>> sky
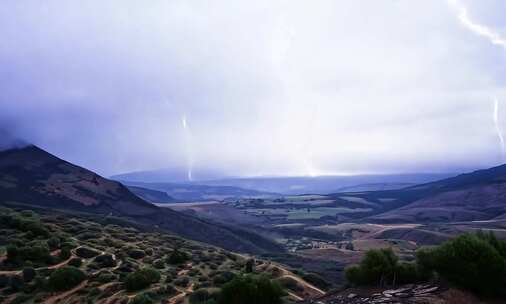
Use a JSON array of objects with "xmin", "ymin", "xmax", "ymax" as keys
[{"xmin": 1, "ymin": 0, "xmax": 506, "ymax": 178}]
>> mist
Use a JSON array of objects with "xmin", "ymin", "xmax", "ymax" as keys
[{"xmin": 1, "ymin": 0, "xmax": 506, "ymax": 176}]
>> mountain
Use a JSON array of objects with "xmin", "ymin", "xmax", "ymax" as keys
[
  {"xmin": 368, "ymin": 164, "xmax": 506, "ymax": 222},
  {"xmin": 127, "ymin": 185, "xmax": 176, "ymax": 204},
  {"xmin": 0, "ymin": 146, "xmax": 283, "ymax": 254},
  {"xmin": 120, "ymin": 181, "xmax": 280, "ymax": 202},
  {"xmin": 194, "ymin": 174, "xmax": 457, "ymax": 195},
  {"xmin": 111, "ymin": 167, "xmax": 226, "ymax": 183}
]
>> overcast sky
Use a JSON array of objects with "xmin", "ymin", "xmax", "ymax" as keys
[{"xmin": 1, "ymin": 0, "xmax": 506, "ymax": 177}]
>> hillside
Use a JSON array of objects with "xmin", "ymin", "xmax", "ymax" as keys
[
  {"xmin": 0, "ymin": 146, "xmax": 283, "ymax": 254},
  {"xmin": 128, "ymin": 186, "xmax": 176, "ymax": 204},
  {"xmin": 0, "ymin": 207, "xmax": 319, "ymax": 303},
  {"xmin": 367, "ymin": 164, "xmax": 506, "ymax": 222}
]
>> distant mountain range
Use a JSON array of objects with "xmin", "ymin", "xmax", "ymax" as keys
[
  {"xmin": 0, "ymin": 146, "xmax": 283, "ymax": 254},
  {"xmin": 113, "ymin": 170, "xmax": 458, "ymax": 195},
  {"xmin": 119, "ymin": 181, "xmax": 280, "ymax": 202}
]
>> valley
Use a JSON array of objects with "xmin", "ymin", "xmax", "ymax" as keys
[{"xmin": 2, "ymin": 146, "xmax": 506, "ymax": 303}]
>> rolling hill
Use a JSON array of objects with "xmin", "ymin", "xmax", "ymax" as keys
[
  {"xmin": 367, "ymin": 164, "xmax": 506, "ymax": 222},
  {"xmin": 119, "ymin": 181, "xmax": 280, "ymax": 202},
  {"xmin": 0, "ymin": 145, "xmax": 283, "ymax": 254}
]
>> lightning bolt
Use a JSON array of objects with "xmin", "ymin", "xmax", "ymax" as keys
[
  {"xmin": 494, "ymin": 98, "xmax": 505, "ymax": 162},
  {"xmin": 181, "ymin": 114, "xmax": 193, "ymax": 181},
  {"xmin": 448, "ymin": 0, "xmax": 506, "ymax": 49}
]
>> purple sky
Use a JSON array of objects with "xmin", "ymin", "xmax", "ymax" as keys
[{"xmin": 1, "ymin": 0, "xmax": 506, "ymax": 177}]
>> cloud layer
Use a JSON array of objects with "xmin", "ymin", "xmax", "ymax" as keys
[{"xmin": 1, "ymin": 0, "xmax": 506, "ymax": 176}]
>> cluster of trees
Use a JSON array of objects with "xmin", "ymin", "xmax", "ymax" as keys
[
  {"xmin": 125, "ymin": 268, "xmax": 161, "ymax": 291},
  {"xmin": 217, "ymin": 275, "xmax": 285, "ymax": 304},
  {"xmin": 346, "ymin": 232, "xmax": 506, "ymax": 297}
]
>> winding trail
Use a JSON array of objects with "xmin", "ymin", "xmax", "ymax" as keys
[{"xmin": 42, "ymin": 280, "xmax": 88, "ymax": 304}]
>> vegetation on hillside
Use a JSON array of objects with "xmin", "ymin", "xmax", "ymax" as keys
[
  {"xmin": 0, "ymin": 207, "xmax": 295, "ymax": 303},
  {"xmin": 345, "ymin": 231, "xmax": 506, "ymax": 297}
]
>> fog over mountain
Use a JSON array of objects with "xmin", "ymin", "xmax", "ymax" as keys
[{"xmin": 1, "ymin": 1, "xmax": 506, "ymax": 177}]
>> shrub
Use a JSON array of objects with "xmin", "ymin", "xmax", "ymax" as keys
[
  {"xmin": 167, "ymin": 249, "xmax": 189, "ymax": 265},
  {"xmin": 94, "ymin": 254, "xmax": 116, "ymax": 268},
  {"xmin": 59, "ymin": 247, "xmax": 71, "ymax": 260},
  {"xmin": 212, "ymin": 271, "xmax": 235, "ymax": 286},
  {"xmin": 49, "ymin": 266, "xmax": 86, "ymax": 291},
  {"xmin": 75, "ymin": 247, "xmax": 100, "ymax": 259},
  {"xmin": 245, "ymin": 259, "xmax": 254, "ymax": 273},
  {"xmin": 22, "ymin": 267, "xmax": 36, "ymax": 282},
  {"xmin": 128, "ymin": 249, "xmax": 146, "ymax": 259},
  {"xmin": 47, "ymin": 237, "xmax": 61, "ymax": 250},
  {"xmin": 190, "ymin": 288, "xmax": 220, "ymax": 304},
  {"xmin": 153, "ymin": 259, "xmax": 165, "ymax": 269},
  {"xmin": 218, "ymin": 275, "xmax": 284, "ymax": 304},
  {"xmin": 346, "ymin": 248, "xmax": 421, "ymax": 287},
  {"xmin": 130, "ymin": 293, "xmax": 154, "ymax": 304},
  {"xmin": 125, "ymin": 268, "xmax": 161, "ymax": 291},
  {"xmin": 418, "ymin": 233, "xmax": 506, "ymax": 296},
  {"xmin": 68, "ymin": 258, "xmax": 83, "ymax": 267},
  {"xmin": 175, "ymin": 276, "xmax": 190, "ymax": 287}
]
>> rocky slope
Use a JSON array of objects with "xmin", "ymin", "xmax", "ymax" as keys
[{"xmin": 0, "ymin": 146, "xmax": 283, "ymax": 254}]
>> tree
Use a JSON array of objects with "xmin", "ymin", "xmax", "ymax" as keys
[
  {"xmin": 218, "ymin": 275, "xmax": 284, "ymax": 304},
  {"xmin": 125, "ymin": 268, "xmax": 161, "ymax": 291},
  {"xmin": 419, "ymin": 233, "xmax": 506, "ymax": 296},
  {"xmin": 49, "ymin": 266, "xmax": 86, "ymax": 291}
]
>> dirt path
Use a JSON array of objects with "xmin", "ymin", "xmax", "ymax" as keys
[
  {"xmin": 42, "ymin": 280, "xmax": 88, "ymax": 304},
  {"xmin": 167, "ymin": 283, "xmax": 195, "ymax": 304},
  {"xmin": 280, "ymin": 274, "xmax": 326, "ymax": 296},
  {"xmin": 287, "ymin": 291, "xmax": 304, "ymax": 301}
]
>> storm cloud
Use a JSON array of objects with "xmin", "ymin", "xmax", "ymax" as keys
[{"xmin": 1, "ymin": 0, "xmax": 506, "ymax": 176}]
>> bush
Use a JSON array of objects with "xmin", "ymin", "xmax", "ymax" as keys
[
  {"xmin": 418, "ymin": 233, "xmax": 506, "ymax": 296},
  {"xmin": 68, "ymin": 258, "xmax": 83, "ymax": 267},
  {"xmin": 346, "ymin": 248, "xmax": 421, "ymax": 287},
  {"xmin": 22, "ymin": 267, "xmax": 36, "ymax": 282},
  {"xmin": 125, "ymin": 268, "xmax": 161, "ymax": 291},
  {"xmin": 153, "ymin": 259, "xmax": 165, "ymax": 269},
  {"xmin": 59, "ymin": 247, "xmax": 71, "ymax": 260},
  {"xmin": 130, "ymin": 293, "xmax": 154, "ymax": 304},
  {"xmin": 190, "ymin": 288, "xmax": 220, "ymax": 304},
  {"xmin": 75, "ymin": 247, "xmax": 100, "ymax": 259},
  {"xmin": 47, "ymin": 237, "xmax": 61, "ymax": 250},
  {"xmin": 49, "ymin": 267, "xmax": 86, "ymax": 291},
  {"xmin": 218, "ymin": 275, "xmax": 284, "ymax": 304},
  {"xmin": 94, "ymin": 254, "xmax": 116, "ymax": 268},
  {"xmin": 245, "ymin": 259, "xmax": 254, "ymax": 273},
  {"xmin": 128, "ymin": 249, "xmax": 146, "ymax": 259},
  {"xmin": 167, "ymin": 249, "xmax": 189, "ymax": 265}
]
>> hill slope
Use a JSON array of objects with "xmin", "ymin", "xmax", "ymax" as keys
[
  {"xmin": 369, "ymin": 164, "xmax": 506, "ymax": 222},
  {"xmin": 0, "ymin": 146, "xmax": 283, "ymax": 254}
]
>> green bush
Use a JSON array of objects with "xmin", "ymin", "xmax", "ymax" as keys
[
  {"xmin": 190, "ymin": 288, "xmax": 220, "ymax": 304},
  {"xmin": 48, "ymin": 266, "xmax": 86, "ymax": 291},
  {"xmin": 68, "ymin": 258, "xmax": 83, "ymax": 267},
  {"xmin": 218, "ymin": 275, "xmax": 284, "ymax": 304},
  {"xmin": 130, "ymin": 293, "xmax": 154, "ymax": 304},
  {"xmin": 418, "ymin": 233, "xmax": 506, "ymax": 296},
  {"xmin": 167, "ymin": 249, "xmax": 189, "ymax": 265},
  {"xmin": 128, "ymin": 249, "xmax": 146, "ymax": 259},
  {"xmin": 47, "ymin": 237, "xmax": 61, "ymax": 250},
  {"xmin": 125, "ymin": 268, "xmax": 161, "ymax": 291},
  {"xmin": 345, "ymin": 248, "xmax": 421, "ymax": 287}
]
